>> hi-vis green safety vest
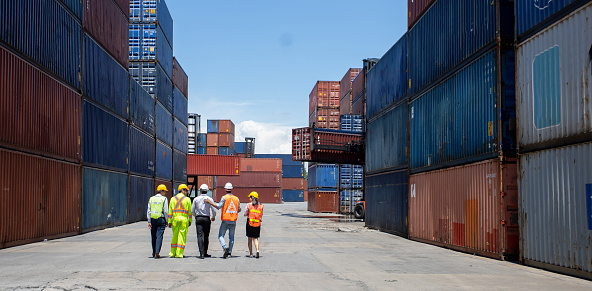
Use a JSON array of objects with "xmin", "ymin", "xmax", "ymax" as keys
[{"xmin": 149, "ymin": 195, "xmax": 166, "ymax": 219}]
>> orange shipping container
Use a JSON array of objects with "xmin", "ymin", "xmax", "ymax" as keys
[
  {"xmin": 187, "ymin": 154, "xmax": 240, "ymax": 176},
  {"xmin": 307, "ymin": 190, "xmax": 338, "ymax": 213},
  {"xmin": 206, "ymin": 133, "xmax": 218, "ymax": 147},
  {"xmin": 197, "ymin": 176, "xmax": 215, "ymax": 189},
  {"xmin": 304, "ymin": 190, "xmax": 308, "ymax": 201},
  {"xmin": 218, "ymin": 120, "xmax": 235, "ymax": 135},
  {"xmin": 240, "ymin": 158, "xmax": 282, "ymax": 172},
  {"xmin": 214, "ymin": 187, "xmax": 282, "ymax": 204},
  {"xmin": 206, "ymin": 147, "xmax": 218, "ymax": 155},
  {"xmin": 282, "ymin": 178, "xmax": 305, "ymax": 190},
  {"xmin": 218, "ymin": 132, "xmax": 235, "ymax": 148},
  {"xmin": 309, "ymin": 81, "xmax": 340, "ymax": 117},
  {"xmin": 408, "ymin": 158, "xmax": 519, "ymax": 260}
]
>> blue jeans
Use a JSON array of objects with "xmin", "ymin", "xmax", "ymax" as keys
[
  {"xmin": 150, "ymin": 217, "xmax": 167, "ymax": 255},
  {"xmin": 218, "ymin": 221, "xmax": 236, "ymax": 253}
]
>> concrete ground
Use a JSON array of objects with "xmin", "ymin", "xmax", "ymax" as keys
[{"xmin": 0, "ymin": 202, "xmax": 590, "ymax": 291}]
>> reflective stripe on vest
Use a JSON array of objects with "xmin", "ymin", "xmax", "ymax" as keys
[
  {"xmin": 149, "ymin": 196, "xmax": 166, "ymax": 219},
  {"xmin": 221, "ymin": 194, "xmax": 239, "ymax": 221},
  {"xmin": 248, "ymin": 204, "xmax": 263, "ymax": 227},
  {"xmin": 171, "ymin": 194, "xmax": 189, "ymax": 217}
]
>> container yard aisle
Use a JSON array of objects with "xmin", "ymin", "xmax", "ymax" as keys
[{"xmin": 0, "ymin": 204, "xmax": 589, "ymax": 290}]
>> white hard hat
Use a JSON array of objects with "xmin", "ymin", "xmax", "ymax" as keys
[
  {"xmin": 199, "ymin": 184, "xmax": 209, "ymax": 191},
  {"xmin": 224, "ymin": 182, "xmax": 233, "ymax": 190}
]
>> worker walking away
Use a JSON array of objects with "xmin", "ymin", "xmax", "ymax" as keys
[
  {"xmin": 148, "ymin": 184, "xmax": 169, "ymax": 258},
  {"xmin": 191, "ymin": 184, "xmax": 217, "ymax": 259},
  {"xmin": 206, "ymin": 182, "xmax": 240, "ymax": 258},
  {"xmin": 168, "ymin": 184, "xmax": 192, "ymax": 258},
  {"xmin": 244, "ymin": 191, "xmax": 263, "ymax": 258}
]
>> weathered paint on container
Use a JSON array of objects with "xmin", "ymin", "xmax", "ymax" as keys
[
  {"xmin": 207, "ymin": 120, "xmax": 219, "ymax": 133},
  {"xmin": 82, "ymin": 167, "xmax": 128, "ymax": 231},
  {"xmin": 172, "ymin": 57, "xmax": 188, "ymax": 97},
  {"xmin": 255, "ymin": 154, "xmax": 304, "ymax": 167},
  {"xmin": 129, "ymin": 175, "xmax": 154, "ymax": 223},
  {"xmin": 516, "ymin": 3, "xmax": 592, "ymax": 152},
  {"xmin": 58, "ymin": 0, "xmax": 83, "ymax": 20},
  {"xmin": 197, "ymin": 133, "xmax": 207, "ymax": 147},
  {"xmin": 307, "ymin": 190, "xmax": 339, "ymax": 213},
  {"xmin": 366, "ymin": 102, "xmax": 408, "ymax": 173},
  {"xmin": 282, "ymin": 178, "xmax": 306, "ymax": 190},
  {"xmin": 351, "ymin": 92, "xmax": 365, "ymax": 116},
  {"xmin": 351, "ymin": 68, "xmax": 365, "ymax": 102},
  {"xmin": 218, "ymin": 120, "xmax": 235, "ymax": 134},
  {"xmin": 240, "ymin": 158, "xmax": 282, "ymax": 172},
  {"xmin": 83, "ymin": 0, "xmax": 129, "ymax": 68},
  {"xmin": 206, "ymin": 133, "xmax": 218, "ymax": 147},
  {"xmin": 366, "ymin": 34, "xmax": 408, "ymax": 119},
  {"xmin": 409, "ymin": 158, "xmax": 519, "ymax": 260},
  {"xmin": 173, "ymin": 149, "xmax": 187, "ymax": 182},
  {"xmin": 173, "ymin": 118, "xmax": 188, "ymax": 153},
  {"xmin": 409, "ymin": 48, "xmax": 516, "ymax": 173},
  {"xmin": 129, "ymin": 78, "xmax": 155, "ymax": 135},
  {"xmin": 408, "ymin": 0, "xmax": 436, "ymax": 29},
  {"xmin": 206, "ymin": 147, "xmax": 218, "ymax": 155},
  {"xmin": 339, "ymin": 164, "xmax": 363, "ymax": 189},
  {"xmin": 283, "ymin": 190, "xmax": 305, "ymax": 202},
  {"xmin": 154, "ymin": 178, "xmax": 173, "ymax": 200},
  {"xmin": 309, "ymin": 81, "xmax": 341, "ymax": 117},
  {"xmin": 0, "ymin": 149, "xmax": 80, "ymax": 249},
  {"xmin": 82, "ymin": 100, "xmax": 129, "ymax": 171},
  {"xmin": 519, "ymin": 142, "xmax": 592, "ymax": 278},
  {"xmin": 282, "ymin": 166, "xmax": 304, "ymax": 178},
  {"xmin": 128, "ymin": 61, "xmax": 173, "ymax": 112},
  {"xmin": 292, "ymin": 127, "xmax": 364, "ymax": 164},
  {"xmin": 187, "ymin": 154, "xmax": 240, "ymax": 176},
  {"xmin": 310, "ymin": 107, "xmax": 340, "ymax": 129},
  {"xmin": 173, "ymin": 86, "xmax": 188, "ymax": 125},
  {"xmin": 308, "ymin": 164, "xmax": 338, "ymax": 189},
  {"xmin": 0, "ymin": 0, "xmax": 82, "ymax": 89},
  {"xmin": 515, "ymin": 0, "xmax": 585, "ymax": 39},
  {"xmin": 128, "ymin": 23, "xmax": 173, "ymax": 79},
  {"xmin": 112, "ymin": 0, "xmax": 130, "ymax": 18},
  {"xmin": 366, "ymin": 170, "xmax": 408, "ymax": 236},
  {"xmin": 156, "ymin": 102, "xmax": 173, "ymax": 146},
  {"xmin": 215, "ymin": 188, "xmax": 282, "ymax": 204},
  {"xmin": 339, "ymin": 68, "xmax": 362, "ymax": 115},
  {"xmin": 129, "ymin": 125, "xmax": 155, "ymax": 176},
  {"xmin": 217, "ymin": 172, "xmax": 281, "ymax": 188},
  {"xmin": 155, "ymin": 141, "xmax": 172, "ymax": 180},
  {"xmin": 83, "ymin": 34, "xmax": 130, "ymax": 119},
  {"xmin": 339, "ymin": 92, "xmax": 352, "ymax": 115},
  {"xmin": 0, "ymin": 45, "xmax": 81, "ymax": 161}
]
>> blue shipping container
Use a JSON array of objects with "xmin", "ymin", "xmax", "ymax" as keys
[
  {"xmin": 0, "ymin": 0, "xmax": 82, "ymax": 89},
  {"xmin": 218, "ymin": 147, "xmax": 234, "ymax": 155},
  {"xmin": 129, "ymin": 78, "xmax": 155, "ymax": 135},
  {"xmin": 130, "ymin": 126, "xmax": 156, "ymax": 176},
  {"xmin": 128, "ymin": 23, "xmax": 173, "ymax": 79},
  {"xmin": 173, "ymin": 149, "xmax": 187, "ymax": 182},
  {"xmin": 365, "ymin": 170, "xmax": 408, "ymax": 236},
  {"xmin": 255, "ymin": 154, "xmax": 304, "ymax": 167},
  {"xmin": 366, "ymin": 102, "xmax": 408, "ymax": 173},
  {"xmin": 340, "ymin": 189, "xmax": 363, "ymax": 213},
  {"xmin": 196, "ymin": 146, "xmax": 206, "ymax": 155},
  {"xmin": 129, "ymin": 0, "xmax": 174, "ymax": 48},
  {"xmin": 173, "ymin": 118, "xmax": 188, "ymax": 153},
  {"xmin": 515, "ymin": 0, "xmax": 582, "ymax": 39},
  {"xmin": 340, "ymin": 164, "xmax": 363, "ymax": 189},
  {"xmin": 83, "ymin": 100, "xmax": 129, "ymax": 171},
  {"xmin": 308, "ymin": 164, "xmax": 338, "ymax": 189},
  {"xmin": 366, "ymin": 34, "xmax": 408, "ymax": 118},
  {"xmin": 197, "ymin": 133, "xmax": 207, "ymax": 147},
  {"xmin": 156, "ymin": 141, "xmax": 173, "ymax": 180},
  {"xmin": 173, "ymin": 86, "xmax": 188, "ymax": 125},
  {"xmin": 207, "ymin": 120, "xmax": 219, "ymax": 133},
  {"xmin": 129, "ymin": 61, "xmax": 173, "ymax": 112},
  {"xmin": 129, "ymin": 175, "xmax": 155, "ymax": 222},
  {"xmin": 339, "ymin": 115, "xmax": 364, "ymax": 133},
  {"xmin": 82, "ymin": 167, "xmax": 128, "ymax": 230},
  {"xmin": 282, "ymin": 165, "xmax": 304, "ymax": 178},
  {"xmin": 283, "ymin": 190, "xmax": 305, "ymax": 202},
  {"xmin": 156, "ymin": 102, "xmax": 173, "ymax": 146},
  {"xmin": 58, "ymin": 0, "xmax": 83, "ymax": 20},
  {"xmin": 409, "ymin": 49, "xmax": 516, "ymax": 172},
  {"xmin": 235, "ymin": 142, "xmax": 246, "ymax": 154}
]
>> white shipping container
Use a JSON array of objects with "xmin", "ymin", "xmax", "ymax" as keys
[{"xmin": 516, "ymin": 3, "xmax": 592, "ymax": 149}]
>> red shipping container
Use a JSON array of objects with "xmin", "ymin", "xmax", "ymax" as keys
[
  {"xmin": 173, "ymin": 57, "xmax": 189, "ymax": 97},
  {"xmin": 206, "ymin": 147, "xmax": 218, "ymax": 155},
  {"xmin": 218, "ymin": 132, "xmax": 235, "ymax": 147},
  {"xmin": 309, "ymin": 81, "xmax": 340, "ymax": 117},
  {"xmin": 240, "ymin": 158, "xmax": 282, "ymax": 172},
  {"xmin": 340, "ymin": 92, "xmax": 352, "ymax": 115},
  {"xmin": 340, "ymin": 68, "xmax": 362, "ymax": 100},
  {"xmin": 0, "ymin": 46, "xmax": 81, "ymax": 162},
  {"xmin": 83, "ymin": 0, "xmax": 129, "ymax": 68},
  {"xmin": 112, "ymin": 0, "xmax": 130, "ymax": 18},
  {"xmin": 351, "ymin": 69, "xmax": 365, "ymax": 100},
  {"xmin": 409, "ymin": 158, "xmax": 519, "ymax": 260},
  {"xmin": 310, "ymin": 108, "xmax": 340, "ymax": 129},
  {"xmin": 0, "ymin": 149, "xmax": 81, "ymax": 249},
  {"xmin": 197, "ymin": 176, "xmax": 215, "ymax": 189},
  {"xmin": 408, "ymin": 0, "xmax": 436, "ymax": 29},
  {"xmin": 282, "ymin": 178, "xmax": 305, "ymax": 190},
  {"xmin": 304, "ymin": 190, "xmax": 308, "ymax": 201},
  {"xmin": 351, "ymin": 92, "xmax": 365, "ymax": 116},
  {"xmin": 218, "ymin": 120, "xmax": 235, "ymax": 135},
  {"xmin": 155, "ymin": 179, "xmax": 173, "ymax": 199},
  {"xmin": 307, "ymin": 190, "xmax": 338, "ymax": 213},
  {"xmin": 187, "ymin": 154, "xmax": 240, "ymax": 176},
  {"xmin": 217, "ymin": 172, "xmax": 281, "ymax": 188},
  {"xmin": 215, "ymin": 187, "xmax": 282, "ymax": 204},
  {"xmin": 206, "ymin": 133, "xmax": 218, "ymax": 147},
  {"xmin": 292, "ymin": 127, "xmax": 364, "ymax": 164}
]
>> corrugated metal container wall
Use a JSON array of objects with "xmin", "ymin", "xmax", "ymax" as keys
[
  {"xmin": 156, "ymin": 0, "xmax": 173, "ymax": 47},
  {"xmin": 198, "ymin": 133, "xmax": 207, "ymax": 147},
  {"xmin": 310, "ymin": 108, "xmax": 340, "ymax": 129},
  {"xmin": 0, "ymin": 46, "xmax": 81, "ymax": 161},
  {"xmin": 217, "ymin": 188, "xmax": 282, "ymax": 204},
  {"xmin": 351, "ymin": 68, "xmax": 365, "ymax": 101},
  {"xmin": 308, "ymin": 164, "xmax": 338, "ymax": 189},
  {"xmin": 129, "ymin": 78, "xmax": 155, "ymax": 135},
  {"xmin": 366, "ymin": 35, "xmax": 408, "ymax": 119},
  {"xmin": 309, "ymin": 81, "xmax": 341, "ymax": 116},
  {"xmin": 112, "ymin": 0, "xmax": 130, "ymax": 18},
  {"xmin": 218, "ymin": 147, "xmax": 234, "ymax": 155},
  {"xmin": 156, "ymin": 141, "xmax": 173, "ymax": 180},
  {"xmin": 340, "ymin": 68, "xmax": 362, "ymax": 100},
  {"xmin": 217, "ymin": 172, "xmax": 281, "ymax": 188},
  {"xmin": 516, "ymin": 3, "xmax": 592, "ymax": 151},
  {"xmin": 410, "ymin": 49, "xmax": 516, "ymax": 172},
  {"xmin": 0, "ymin": 0, "xmax": 82, "ymax": 89},
  {"xmin": 129, "ymin": 0, "xmax": 172, "ymax": 46},
  {"xmin": 282, "ymin": 178, "xmax": 306, "ymax": 190},
  {"xmin": 156, "ymin": 102, "xmax": 173, "ymax": 145},
  {"xmin": 156, "ymin": 25, "xmax": 173, "ymax": 79},
  {"xmin": 173, "ymin": 149, "xmax": 187, "ymax": 182},
  {"xmin": 83, "ymin": 0, "xmax": 129, "ymax": 68},
  {"xmin": 154, "ymin": 178, "xmax": 173, "ymax": 200},
  {"xmin": 172, "ymin": 57, "xmax": 189, "ymax": 97},
  {"xmin": 255, "ymin": 154, "xmax": 304, "ymax": 166},
  {"xmin": 173, "ymin": 86, "xmax": 188, "ymax": 125},
  {"xmin": 408, "ymin": 0, "xmax": 503, "ymax": 96},
  {"xmin": 339, "ymin": 92, "xmax": 352, "ymax": 115},
  {"xmin": 128, "ymin": 175, "xmax": 154, "ymax": 223},
  {"xmin": 58, "ymin": 0, "xmax": 83, "ymax": 20},
  {"xmin": 366, "ymin": 170, "xmax": 408, "ymax": 236},
  {"xmin": 156, "ymin": 63, "xmax": 173, "ymax": 112},
  {"xmin": 83, "ymin": 34, "xmax": 130, "ymax": 119},
  {"xmin": 0, "ymin": 149, "xmax": 80, "ymax": 248},
  {"xmin": 219, "ymin": 120, "xmax": 235, "ymax": 134},
  {"xmin": 408, "ymin": 0, "xmax": 436, "ymax": 29},
  {"xmin": 339, "ymin": 115, "xmax": 364, "ymax": 133},
  {"xmin": 206, "ymin": 133, "xmax": 218, "ymax": 147},
  {"xmin": 367, "ymin": 102, "xmax": 408, "ymax": 173},
  {"xmin": 409, "ymin": 159, "xmax": 519, "ymax": 259},
  {"xmin": 196, "ymin": 176, "xmax": 215, "ymax": 190},
  {"xmin": 197, "ymin": 147, "xmax": 206, "ymax": 155},
  {"xmin": 339, "ymin": 164, "xmax": 363, "ymax": 189},
  {"xmin": 129, "ymin": 126, "xmax": 155, "ymax": 176},
  {"xmin": 282, "ymin": 166, "xmax": 304, "ymax": 178},
  {"xmin": 519, "ymin": 142, "xmax": 592, "ymax": 276},
  {"xmin": 515, "ymin": 0, "xmax": 582, "ymax": 39},
  {"xmin": 128, "ymin": 23, "xmax": 172, "ymax": 76},
  {"xmin": 187, "ymin": 154, "xmax": 240, "ymax": 176},
  {"xmin": 235, "ymin": 142, "xmax": 246, "ymax": 153},
  {"xmin": 308, "ymin": 190, "xmax": 339, "ymax": 213},
  {"xmin": 206, "ymin": 147, "xmax": 218, "ymax": 155},
  {"xmin": 83, "ymin": 100, "xmax": 129, "ymax": 171},
  {"xmin": 283, "ymin": 190, "xmax": 305, "ymax": 202},
  {"xmin": 218, "ymin": 133, "xmax": 234, "ymax": 148},
  {"xmin": 174, "ymin": 118, "xmax": 188, "ymax": 153},
  {"xmin": 82, "ymin": 167, "xmax": 128, "ymax": 230},
  {"xmin": 207, "ymin": 120, "xmax": 219, "ymax": 133},
  {"xmin": 240, "ymin": 158, "xmax": 282, "ymax": 172},
  {"xmin": 128, "ymin": 61, "xmax": 172, "ymax": 109}
]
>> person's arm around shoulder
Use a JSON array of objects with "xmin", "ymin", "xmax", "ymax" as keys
[{"xmin": 207, "ymin": 197, "xmax": 216, "ymax": 221}]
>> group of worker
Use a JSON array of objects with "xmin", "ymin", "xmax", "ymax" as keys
[{"xmin": 147, "ymin": 182, "xmax": 264, "ymax": 259}]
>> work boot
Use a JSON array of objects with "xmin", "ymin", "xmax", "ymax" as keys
[
  {"xmin": 256, "ymin": 251, "xmax": 259, "ymax": 259},
  {"xmin": 223, "ymin": 248, "xmax": 229, "ymax": 259},
  {"xmin": 155, "ymin": 253, "xmax": 161, "ymax": 259},
  {"xmin": 204, "ymin": 254, "xmax": 212, "ymax": 257},
  {"xmin": 198, "ymin": 254, "xmax": 204, "ymax": 259}
]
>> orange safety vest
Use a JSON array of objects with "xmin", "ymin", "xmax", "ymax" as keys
[
  {"xmin": 248, "ymin": 204, "xmax": 263, "ymax": 227},
  {"xmin": 221, "ymin": 194, "xmax": 240, "ymax": 221}
]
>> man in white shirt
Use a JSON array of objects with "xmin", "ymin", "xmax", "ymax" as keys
[{"xmin": 191, "ymin": 184, "xmax": 217, "ymax": 259}]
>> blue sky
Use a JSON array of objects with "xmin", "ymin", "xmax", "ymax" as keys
[{"xmin": 167, "ymin": 0, "xmax": 408, "ymax": 153}]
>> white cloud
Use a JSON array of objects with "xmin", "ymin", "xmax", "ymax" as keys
[{"xmin": 235, "ymin": 120, "xmax": 292, "ymax": 154}]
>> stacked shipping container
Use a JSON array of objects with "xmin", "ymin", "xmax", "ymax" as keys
[
  {"xmin": 216, "ymin": 158, "xmax": 283, "ymax": 204},
  {"xmin": 339, "ymin": 68, "xmax": 362, "ymax": 116},
  {"xmin": 308, "ymin": 163, "xmax": 339, "ymax": 212},
  {"xmin": 309, "ymin": 81, "xmax": 341, "ymax": 129},
  {"xmin": 206, "ymin": 119, "xmax": 236, "ymax": 155}
]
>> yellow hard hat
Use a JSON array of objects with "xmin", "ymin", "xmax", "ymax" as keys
[
  {"xmin": 157, "ymin": 184, "xmax": 168, "ymax": 192},
  {"xmin": 178, "ymin": 184, "xmax": 189, "ymax": 191},
  {"xmin": 248, "ymin": 191, "xmax": 259, "ymax": 199}
]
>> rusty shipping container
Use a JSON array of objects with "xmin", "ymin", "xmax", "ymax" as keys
[
  {"xmin": 283, "ymin": 178, "xmax": 306, "ymax": 190},
  {"xmin": 218, "ymin": 120, "xmax": 235, "ymax": 135},
  {"xmin": 83, "ymin": 0, "xmax": 129, "ymax": 68},
  {"xmin": 112, "ymin": 0, "xmax": 130, "ymax": 18},
  {"xmin": 206, "ymin": 147, "xmax": 218, "ymax": 155},
  {"xmin": 217, "ymin": 172, "xmax": 281, "ymax": 188},
  {"xmin": 206, "ymin": 133, "xmax": 218, "ymax": 147},
  {"xmin": 408, "ymin": 0, "xmax": 436, "ymax": 29},
  {"xmin": 0, "ymin": 45, "xmax": 81, "ymax": 161},
  {"xmin": 292, "ymin": 127, "xmax": 364, "ymax": 164},
  {"xmin": 308, "ymin": 190, "xmax": 339, "ymax": 213},
  {"xmin": 218, "ymin": 132, "xmax": 235, "ymax": 148},
  {"xmin": 187, "ymin": 154, "xmax": 240, "ymax": 176},
  {"xmin": 154, "ymin": 179, "xmax": 173, "ymax": 200},
  {"xmin": 304, "ymin": 190, "xmax": 308, "ymax": 201},
  {"xmin": 0, "ymin": 149, "xmax": 81, "ymax": 249},
  {"xmin": 215, "ymin": 187, "xmax": 282, "ymax": 204},
  {"xmin": 196, "ymin": 176, "xmax": 215, "ymax": 189},
  {"xmin": 351, "ymin": 69, "xmax": 365, "ymax": 101},
  {"xmin": 240, "ymin": 158, "xmax": 282, "ymax": 172},
  {"xmin": 310, "ymin": 107, "xmax": 340, "ymax": 129},
  {"xmin": 409, "ymin": 158, "xmax": 519, "ymax": 260},
  {"xmin": 340, "ymin": 68, "xmax": 362, "ymax": 116},
  {"xmin": 172, "ymin": 57, "xmax": 189, "ymax": 97},
  {"xmin": 309, "ymin": 81, "xmax": 340, "ymax": 118}
]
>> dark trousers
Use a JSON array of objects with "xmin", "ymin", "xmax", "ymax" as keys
[
  {"xmin": 150, "ymin": 217, "xmax": 167, "ymax": 255},
  {"xmin": 195, "ymin": 216, "xmax": 211, "ymax": 256}
]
